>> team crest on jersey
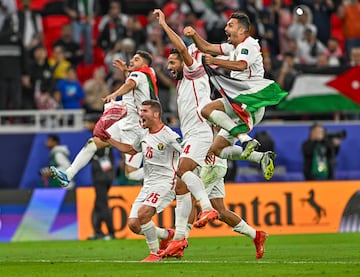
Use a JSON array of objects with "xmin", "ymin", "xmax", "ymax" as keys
[
  {"xmin": 157, "ymin": 143, "xmax": 164, "ymax": 150},
  {"xmin": 241, "ymin": 48, "xmax": 249, "ymax": 55},
  {"xmin": 176, "ymin": 137, "xmax": 182, "ymax": 144}
]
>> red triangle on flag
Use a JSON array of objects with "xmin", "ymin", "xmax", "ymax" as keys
[{"xmin": 326, "ymin": 66, "xmax": 360, "ymax": 105}]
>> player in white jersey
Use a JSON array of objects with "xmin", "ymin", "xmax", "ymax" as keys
[
  {"xmin": 50, "ymin": 50, "xmax": 157, "ymax": 187},
  {"xmin": 123, "ymin": 100, "xmax": 183, "ymax": 262},
  {"xmin": 184, "ymin": 12, "xmax": 283, "ymax": 181},
  {"xmin": 153, "ymin": 9, "xmax": 219, "ymax": 259}
]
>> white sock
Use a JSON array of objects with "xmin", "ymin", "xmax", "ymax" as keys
[
  {"xmin": 247, "ymin": 151, "xmax": 264, "ymax": 163},
  {"xmin": 237, "ymin": 133, "xmax": 252, "ymax": 144},
  {"xmin": 233, "ymin": 220, "xmax": 256, "ymax": 239},
  {"xmin": 127, "ymin": 168, "xmax": 144, "ymax": 181},
  {"xmin": 66, "ymin": 139, "xmax": 98, "ymax": 180},
  {"xmin": 140, "ymin": 221, "xmax": 159, "ymax": 254},
  {"xmin": 181, "ymin": 171, "xmax": 213, "ymax": 211},
  {"xmin": 155, "ymin": 226, "xmax": 168, "ymax": 240},
  {"xmin": 208, "ymin": 110, "xmax": 237, "ymax": 132},
  {"xmin": 174, "ymin": 192, "xmax": 192, "ymax": 240},
  {"xmin": 185, "ymin": 223, "xmax": 193, "ymax": 238},
  {"xmin": 219, "ymin": 145, "xmax": 244, "ymax": 160}
]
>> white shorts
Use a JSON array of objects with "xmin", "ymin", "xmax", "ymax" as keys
[
  {"xmin": 180, "ymin": 133, "xmax": 212, "ymax": 167},
  {"xmin": 221, "ymin": 98, "xmax": 265, "ymax": 125},
  {"xmin": 129, "ymin": 182, "xmax": 176, "ymax": 218},
  {"xmin": 107, "ymin": 119, "xmax": 145, "ymax": 168},
  {"xmin": 218, "ymin": 99, "xmax": 265, "ymax": 145},
  {"xmin": 205, "ymin": 177, "xmax": 225, "ymax": 199}
]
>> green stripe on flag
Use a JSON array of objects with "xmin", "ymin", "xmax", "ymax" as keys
[
  {"xmin": 234, "ymin": 83, "xmax": 288, "ymax": 112},
  {"xmin": 277, "ymin": 94, "xmax": 360, "ymax": 112}
]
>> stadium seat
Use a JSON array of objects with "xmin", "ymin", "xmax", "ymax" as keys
[{"xmin": 42, "ymin": 15, "xmax": 71, "ymax": 55}]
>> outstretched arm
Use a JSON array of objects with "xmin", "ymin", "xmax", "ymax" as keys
[
  {"xmin": 107, "ymin": 138, "xmax": 138, "ymax": 155},
  {"xmin": 183, "ymin": 26, "xmax": 222, "ymax": 56},
  {"xmin": 203, "ymin": 54, "xmax": 247, "ymax": 71},
  {"xmin": 102, "ymin": 79, "xmax": 136, "ymax": 102},
  {"xmin": 153, "ymin": 9, "xmax": 193, "ymax": 66}
]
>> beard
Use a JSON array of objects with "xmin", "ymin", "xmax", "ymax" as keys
[{"xmin": 175, "ymin": 70, "xmax": 183, "ymax": 80}]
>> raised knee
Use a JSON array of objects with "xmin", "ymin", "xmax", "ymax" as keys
[{"xmin": 201, "ymin": 105, "xmax": 211, "ymax": 119}]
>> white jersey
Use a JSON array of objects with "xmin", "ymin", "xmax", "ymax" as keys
[
  {"xmin": 134, "ymin": 124, "xmax": 182, "ymax": 185},
  {"xmin": 176, "ymin": 58, "xmax": 213, "ymax": 138},
  {"xmin": 120, "ymin": 69, "xmax": 157, "ymax": 130},
  {"xmin": 220, "ymin": 36, "xmax": 264, "ymax": 80}
]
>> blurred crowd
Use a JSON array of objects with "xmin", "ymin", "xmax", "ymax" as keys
[{"xmin": 1, "ymin": 0, "xmax": 360, "ymax": 124}]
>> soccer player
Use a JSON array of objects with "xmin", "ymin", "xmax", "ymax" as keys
[
  {"xmin": 195, "ymin": 154, "xmax": 268, "ymax": 259},
  {"xmin": 153, "ymin": 9, "xmax": 219, "ymax": 257},
  {"xmin": 50, "ymin": 50, "xmax": 158, "ymax": 186},
  {"xmin": 184, "ymin": 12, "xmax": 287, "ymax": 180},
  {"xmin": 126, "ymin": 100, "xmax": 182, "ymax": 262}
]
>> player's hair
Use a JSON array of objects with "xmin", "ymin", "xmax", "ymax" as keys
[
  {"xmin": 230, "ymin": 12, "xmax": 250, "ymax": 33},
  {"xmin": 142, "ymin": 99, "xmax": 162, "ymax": 117},
  {"xmin": 136, "ymin": 50, "xmax": 153, "ymax": 66},
  {"xmin": 169, "ymin": 48, "xmax": 183, "ymax": 61},
  {"xmin": 48, "ymin": 134, "xmax": 60, "ymax": 143}
]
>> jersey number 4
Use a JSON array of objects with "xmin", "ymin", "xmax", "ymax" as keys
[{"xmin": 183, "ymin": 144, "xmax": 191, "ymax": 154}]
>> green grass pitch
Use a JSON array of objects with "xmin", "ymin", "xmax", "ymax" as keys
[{"xmin": 1, "ymin": 233, "xmax": 359, "ymax": 277}]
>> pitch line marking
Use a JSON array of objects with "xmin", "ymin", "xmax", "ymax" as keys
[{"xmin": 1, "ymin": 260, "xmax": 359, "ymax": 265}]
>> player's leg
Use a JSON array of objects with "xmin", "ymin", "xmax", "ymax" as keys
[
  {"xmin": 177, "ymin": 157, "xmax": 219, "ymax": 228},
  {"xmin": 159, "ymin": 179, "xmax": 190, "ymax": 258},
  {"xmin": 202, "ymin": 99, "xmax": 259, "ymax": 156},
  {"xmin": 214, "ymin": 130, "xmax": 276, "ymax": 181},
  {"xmin": 138, "ymin": 205, "xmax": 162, "ymax": 262},
  {"xmin": 50, "ymin": 136, "xmax": 108, "ymax": 187},
  {"xmin": 211, "ymin": 197, "xmax": 268, "ymax": 258},
  {"xmin": 178, "ymin": 135, "xmax": 219, "ymax": 227},
  {"xmin": 206, "ymin": 171, "xmax": 268, "ymax": 259}
]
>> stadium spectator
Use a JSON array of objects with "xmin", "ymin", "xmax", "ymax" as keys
[
  {"xmin": 53, "ymin": 66, "xmax": 85, "ymax": 109},
  {"xmin": 53, "ymin": 23, "xmax": 84, "ymax": 66},
  {"xmin": 201, "ymin": 0, "xmax": 234, "ymax": 43},
  {"xmin": 350, "ymin": 46, "xmax": 360, "ymax": 66},
  {"xmin": 15, "ymin": 0, "xmax": 44, "ymax": 60},
  {"xmin": 83, "ymin": 66, "xmax": 110, "ymax": 114},
  {"xmin": 275, "ymin": 51, "xmax": 300, "ymax": 92},
  {"xmin": 0, "ymin": 0, "xmax": 16, "ymax": 32},
  {"xmin": 49, "ymin": 45, "xmax": 72, "ymax": 83},
  {"xmin": 64, "ymin": 0, "xmax": 98, "ymax": 65},
  {"xmin": 324, "ymin": 36, "xmax": 345, "ymax": 66},
  {"xmin": 308, "ymin": 0, "xmax": 335, "ymax": 45},
  {"xmin": 337, "ymin": 0, "xmax": 360, "ymax": 57},
  {"xmin": 287, "ymin": 5, "xmax": 314, "ymax": 43},
  {"xmin": 273, "ymin": 0, "xmax": 292, "ymax": 54},
  {"xmin": 0, "ymin": 16, "xmax": 29, "ymax": 113},
  {"xmin": 97, "ymin": 0, "xmax": 129, "ymax": 53},
  {"xmin": 24, "ymin": 45, "xmax": 55, "ymax": 110},
  {"xmin": 296, "ymin": 24, "xmax": 327, "ymax": 65},
  {"xmin": 104, "ymin": 37, "xmax": 136, "ymax": 82}
]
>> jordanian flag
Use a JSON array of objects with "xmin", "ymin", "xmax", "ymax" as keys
[
  {"xmin": 203, "ymin": 62, "xmax": 288, "ymax": 131},
  {"xmin": 203, "ymin": 63, "xmax": 288, "ymax": 112},
  {"xmin": 278, "ymin": 67, "xmax": 360, "ymax": 112}
]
